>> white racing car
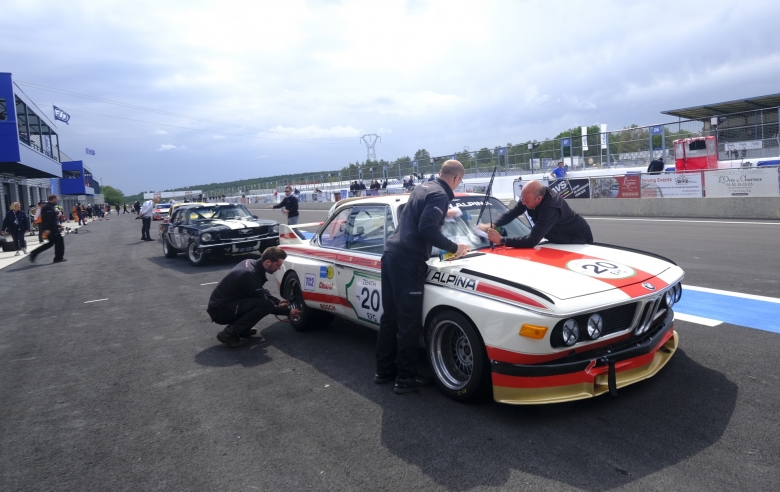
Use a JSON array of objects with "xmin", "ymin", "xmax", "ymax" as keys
[{"xmin": 275, "ymin": 194, "xmax": 684, "ymax": 405}]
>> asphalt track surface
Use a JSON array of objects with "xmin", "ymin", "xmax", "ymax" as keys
[{"xmin": 1, "ymin": 212, "xmax": 779, "ymax": 491}]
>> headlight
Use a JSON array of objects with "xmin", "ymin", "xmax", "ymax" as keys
[
  {"xmin": 201, "ymin": 233, "xmax": 212, "ymax": 242},
  {"xmin": 674, "ymin": 283, "xmax": 682, "ymax": 303},
  {"xmin": 562, "ymin": 319, "xmax": 579, "ymax": 346},
  {"xmin": 664, "ymin": 289, "xmax": 674, "ymax": 308},
  {"xmin": 587, "ymin": 314, "xmax": 603, "ymax": 339},
  {"xmin": 272, "ymin": 225, "xmax": 279, "ymax": 233}
]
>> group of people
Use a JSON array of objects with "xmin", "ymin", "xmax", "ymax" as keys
[
  {"xmin": 208, "ymin": 159, "xmax": 594, "ymax": 397},
  {"xmin": 0, "ymin": 195, "xmax": 68, "ymax": 262},
  {"xmin": 349, "ymin": 180, "xmax": 388, "ymax": 196}
]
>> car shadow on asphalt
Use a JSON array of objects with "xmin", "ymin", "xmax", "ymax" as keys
[
  {"xmin": 194, "ymin": 337, "xmax": 272, "ymax": 367},
  {"xmin": 265, "ymin": 318, "xmax": 738, "ymax": 491},
  {"xmin": 146, "ymin": 253, "xmax": 262, "ymax": 274}
]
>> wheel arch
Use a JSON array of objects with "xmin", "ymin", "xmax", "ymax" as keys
[{"xmin": 422, "ymin": 304, "xmax": 487, "ymax": 350}]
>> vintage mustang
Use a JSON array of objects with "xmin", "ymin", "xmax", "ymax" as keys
[
  {"xmin": 161, "ymin": 203, "xmax": 280, "ymax": 265},
  {"xmin": 274, "ymin": 194, "xmax": 684, "ymax": 405}
]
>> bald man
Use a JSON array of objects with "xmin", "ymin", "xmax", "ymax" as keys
[
  {"xmin": 376, "ymin": 160, "xmax": 470, "ymax": 394},
  {"xmin": 482, "ymin": 180, "xmax": 592, "ymax": 248}
]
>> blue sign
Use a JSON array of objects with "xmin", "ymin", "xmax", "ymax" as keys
[
  {"xmin": 651, "ymin": 125, "xmax": 662, "ymax": 135},
  {"xmin": 53, "ymin": 106, "xmax": 70, "ymax": 125},
  {"xmin": 86, "ymin": 148, "xmax": 96, "ymax": 156},
  {"xmin": 498, "ymin": 147, "xmax": 505, "ymax": 155},
  {"xmin": 562, "ymin": 138, "xmax": 571, "ymax": 146}
]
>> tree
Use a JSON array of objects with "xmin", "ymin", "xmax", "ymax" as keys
[
  {"xmin": 102, "ymin": 185, "xmax": 124, "ymax": 206},
  {"xmin": 413, "ymin": 149, "xmax": 431, "ymax": 162}
]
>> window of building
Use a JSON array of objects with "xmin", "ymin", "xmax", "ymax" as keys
[
  {"xmin": 0, "ymin": 98, "xmax": 6, "ymax": 120},
  {"xmin": 15, "ymin": 97, "xmax": 29, "ymax": 144}
]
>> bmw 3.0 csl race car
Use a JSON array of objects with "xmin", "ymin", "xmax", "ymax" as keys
[{"xmin": 275, "ymin": 194, "xmax": 684, "ymax": 404}]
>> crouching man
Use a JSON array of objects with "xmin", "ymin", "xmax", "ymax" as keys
[{"xmin": 207, "ymin": 246, "xmax": 301, "ymax": 347}]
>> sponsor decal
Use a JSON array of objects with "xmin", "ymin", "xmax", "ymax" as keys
[
  {"xmin": 319, "ymin": 303, "xmax": 337, "ymax": 311},
  {"xmin": 549, "ymin": 178, "xmax": 591, "ymax": 199},
  {"xmin": 318, "ymin": 281, "xmax": 334, "ymax": 291},
  {"xmin": 319, "ymin": 265, "xmax": 335, "ymax": 279},
  {"xmin": 427, "ymin": 271, "xmax": 478, "ymax": 290},
  {"xmin": 345, "ymin": 272, "xmax": 383, "ymax": 325},
  {"xmin": 304, "ymin": 274, "xmax": 316, "ymax": 292},
  {"xmin": 642, "ymin": 282, "xmax": 656, "ymax": 291},
  {"xmin": 565, "ymin": 259, "xmax": 636, "ymax": 279}
]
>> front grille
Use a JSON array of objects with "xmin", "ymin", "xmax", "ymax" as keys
[
  {"xmin": 550, "ymin": 302, "xmax": 639, "ymax": 348},
  {"xmin": 219, "ymin": 226, "xmax": 270, "ymax": 239}
]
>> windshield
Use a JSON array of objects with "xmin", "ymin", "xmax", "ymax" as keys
[
  {"xmin": 187, "ymin": 205, "xmax": 254, "ymax": 222},
  {"xmin": 432, "ymin": 197, "xmax": 532, "ymax": 256}
]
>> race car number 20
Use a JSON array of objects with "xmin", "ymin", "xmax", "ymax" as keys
[
  {"xmin": 566, "ymin": 259, "xmax": 636, "ymax": 279},
  {"xmin": 346, "ymin": 272, "xmax": 383, "ymax": 325}
]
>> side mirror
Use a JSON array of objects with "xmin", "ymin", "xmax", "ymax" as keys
[{"xmin": 252, "ymin": 215, "xmax": 258, "ymax": 220}]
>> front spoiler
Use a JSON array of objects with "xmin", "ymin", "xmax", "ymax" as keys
[{"xmin": 491, "ymin": 310, "xmax": 678, "ymax": 405}]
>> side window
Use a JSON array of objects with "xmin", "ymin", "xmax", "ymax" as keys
[
  {"xmin": 320, "ymin": 207, "xmax": 351, "ymax": 250},
  {"xmin": 385, "ymin": 206, "xmax": 396, "ymax": 239},
  {"xmin": 346, "ymin": 206, "xmax": 387, "ymax": 255}
]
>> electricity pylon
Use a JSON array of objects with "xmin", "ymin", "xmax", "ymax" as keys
[{"xmin": 360, "ymin": 134, "xmax": 381, "ymax": 161}]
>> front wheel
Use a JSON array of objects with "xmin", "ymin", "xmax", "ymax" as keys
[
  {"xmin": 187, "ymin": 241, "xmax": 207, "ymax": 266},
  {"xmin": 163, "ymin": 236, "xmax": 178, "ymax": 258},
  {"xmin": 282, "ymin": 272, "xmax": 332, "ymax": 331},
  {"xmin": 426, "ymin": 311, "xmax": 490, "ymax": 402}
]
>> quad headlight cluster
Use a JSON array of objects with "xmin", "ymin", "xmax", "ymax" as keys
[{"xmin": 664, "ymin": 282, "xmax": 683, "ymax": 309}]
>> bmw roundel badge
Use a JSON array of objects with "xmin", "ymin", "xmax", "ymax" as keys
[{"xmin": 642, "ymin": 282, "xmax": 656, "ymax": 291}]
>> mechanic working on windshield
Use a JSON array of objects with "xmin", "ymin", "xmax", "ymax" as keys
[
  {"xmin": 207, "ymin": 246, "xmax": 301, "ymax": 347},
  {"xmin": 376, "ymin": 160, "xmax": 471, "ymax": 394},
  {"xmin": 269, "ymin": 185, "xmax": 299, "ymax": 225},
  {"xmin": 481, "ymin": 179, "xmax": 592, "ymax": 248},
  {"xmin": 137, "ymin": 197, "xmax": 159, "ymax": 241}
]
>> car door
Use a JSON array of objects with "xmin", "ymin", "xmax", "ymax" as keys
[
  {"xmin": 306, "ymin": 206, "xmax": 351, "ymax": 316},
  {"xmin": 335, "ymin": 205, "xmax": 393, "ymax": 328},
  {"xmin": 167, "ymin": 210, "xmax": 183, "ymax": 248}
]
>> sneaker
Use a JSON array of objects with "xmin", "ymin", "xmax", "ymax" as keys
[
  {"xmin": 216, "ymin": 328, "xmax": 248, "ymax": 348},
  {"xmin": 53, "ymin": 258, "xmax": 67, "ymax": 263},
  {"xmin": 374, "ymin": 372, "xmax": 398, "ymax": 384},
  {"xmin": 394, "ymin": 375, "xmax": 433, "ymax": 394},
  {"xmin": 15, "ymin": 251, "xmax": 20, "ymax": 256},
  {"xmin": 22, "ymin": 248, "xmax": 27, "ymax": 254}
]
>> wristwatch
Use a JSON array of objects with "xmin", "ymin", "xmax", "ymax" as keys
[{"xmin": 500, "ymin": 237, "xmax": 506, "ymax": 246}]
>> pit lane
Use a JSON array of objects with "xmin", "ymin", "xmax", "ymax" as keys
[{"xmin": 0, "ymin": 212, "xmax": 778, "ymax": 491}]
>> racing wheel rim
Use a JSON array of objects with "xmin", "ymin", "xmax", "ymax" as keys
[
  {"xmin": 188, "ymin": 242, "xmax": 203, "ymax": 263},
  {"xmin": 284, "ymin": 276, "xmax": 304, "ymax": 320},
  {"xmin": 430, "ymin": 319, "xmax": 473, "ymax": 390}
]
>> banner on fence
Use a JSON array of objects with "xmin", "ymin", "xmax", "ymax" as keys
[
  {"xmin": 641, "ymin": 173, "xmax": 703, "ymax": 198},
  {"xmin": 704, "ymin": 168, "xmax": 779, "ymax": 197},
  {"xmin": 590, "ymin": 175, "xmax": 641, "ymax": 198},
  {"xmin": 549, "ymin": 178, "xmax": 590, "ymax": 199}
]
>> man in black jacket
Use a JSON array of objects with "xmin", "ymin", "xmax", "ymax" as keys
[
  {"xmin": 30, "ymin": 195, "xmax": 65, "ymax": 263},
  {"xmin": 270, "ymin": 185, "xmax": 299, "ymax": 225},
  {"xmin": 376, "ymin": 160, "xmax": 470, "ymax": 394},
  {"xmin": 647, "ymin": 157, "xmax": 665, "ymax": 174},
  {"xmin": 483, "ymin": 180, "xmax": 592, "ymax": 248},
  {"xmin": 207, "ymin": 247, "xmax": 301, "ymax": 347}
]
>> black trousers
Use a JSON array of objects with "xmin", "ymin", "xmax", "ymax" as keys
[
  {"xmin": 11, "ymin": 229, "xmax": 26, "ymax": 250},
  {"xmin": 207, "ymin": 298, "xmax": 276, "ymax": 337},
  {"xmin": 141, "ymin": 217, "xmax": 152, "ymax": 239},
  {"xmin": 33, "ymin": 233, "xmax": 64, "ymax": 261},
  {"xmin": 376, "ymin": 252, "xmax": 427, "ymax": 379}
]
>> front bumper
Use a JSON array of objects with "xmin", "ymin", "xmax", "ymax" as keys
[
  {"xmin": 491, "ymin": 309, "xmax": 678, "ymax": 404},
  {"xmin": 197, "ymin": 236, "xmax": 280, "ymax": 255}
]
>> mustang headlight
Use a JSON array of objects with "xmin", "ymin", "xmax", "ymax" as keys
[
  {"xmin": 201, "ymin": 233, "xmax": 212, "ymax": 242},
  {"xmin": 587, "ymin": 313, "xmax": 603, "ymax": 339},
  {"xmin": 562, "ymin": 319, "xmax": 579, "ymax": 346},
  {"xmin": 271, "ymin": 225, "xmax": 279, "ymax": 234}
]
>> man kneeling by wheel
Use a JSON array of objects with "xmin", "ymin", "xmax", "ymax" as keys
[{"xmin": 207, "ymin": 246, "xmax": 301, "ymax": 347}]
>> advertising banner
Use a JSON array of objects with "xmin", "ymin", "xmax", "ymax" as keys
[
  {"xmin": 549, "ymin": 178, "xmax": 591, "ymax": 199},
  {"xmin": 704, "ymin": 168, "xmax": 779, "ymax": 197},
  {"xmin": 641, "ymin": 173, "xmax": 703, "ymax": 198},
  {"xmin": 590, "ymin": 175, "xmax": 641, "ymax": 198}
]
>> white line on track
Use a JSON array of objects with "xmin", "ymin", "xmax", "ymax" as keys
[
  {"xmin": 84, "ymin": 298, "xmax": 109, "ymax": 304},
  {"xmin": 200, "ymin": 282, "xmax": 218, "ymax": 286},
  {"xmin": 587, "ymin": 217, "xmax": 780, "ymax": 225},
  {"xmin": 675, "ymin": 312, "xmax": 723, "ymax": 327},
  {"xmin": 684, "ymin": 285, "xmax": 780, "ymax": 304}
]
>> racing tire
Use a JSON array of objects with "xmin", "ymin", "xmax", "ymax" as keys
[
  {"xmin": 187, "ymin": 241, "xmax": 208, "ymax": 266},
  {"xmin": 163, "ymin": 237, "xmax": 178, "ymax": 258},
  {"xmin": 426, "ymin": 311, "xmax": 491, "ymax": 402},
  {"xmin": 282, "ymin": 272, "xmax": 333, "ymax": 332}
]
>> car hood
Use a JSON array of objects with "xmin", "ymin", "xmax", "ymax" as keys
[
  {"xmin": 201, "ymin": 219, "xmax": 276, "ymax": 230},
  {"xmin": 431, "ymin": 243, "xmax": 673, "ymax": 301}
]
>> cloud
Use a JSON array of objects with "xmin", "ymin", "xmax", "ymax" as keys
[
  {"xmin": 578, "ymin": 100, "xmax": 597, "ymax": 110},
  {"xmin": 156, "ymin": 143, "xmax": 182, "ymax": 152},
  {"xmin": 153, "ymin": 130, "xmax": 169, "ymax": 135},
  {"xmin": 265, "ymin": 125, "xmax": 362, "ymax": 139}
]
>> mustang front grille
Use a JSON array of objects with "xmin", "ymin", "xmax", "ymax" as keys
[{"xmin": 219, "ymin": 226, "xmax": 271, "ymax": 239}]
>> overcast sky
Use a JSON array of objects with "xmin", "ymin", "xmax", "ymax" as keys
[{"xmin": 3, "ymin": 0, "xmax": 779, "ymax": 194}]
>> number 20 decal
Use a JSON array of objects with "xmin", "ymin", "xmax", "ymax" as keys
[{"xmin": 566, "ymin": 259, "xmax": 636, "ymax": 279}]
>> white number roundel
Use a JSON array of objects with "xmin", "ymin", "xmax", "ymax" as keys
[{"xmin": 566, "ymin": 259, "xmax": 636, "ymax": 279}]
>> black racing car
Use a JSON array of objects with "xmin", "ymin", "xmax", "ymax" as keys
[{"xmin": 161, "ymin": 203, "xmax": 279, "ymax": 265}]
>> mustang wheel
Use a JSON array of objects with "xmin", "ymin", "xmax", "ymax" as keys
[
  {"xmin": 427, "ymin": 311, "xmax": 490, "ymax": 401},
  {"xmin": 283, "ymin": 272, "xmax": 333, "ymax": 332},
  {"xmin": 163, "ymin": 237, "xmax": 178, "ymax": 258},
  {"xmin": 187, "ymin": 241, "xmax": 207, "ymax": 266}
]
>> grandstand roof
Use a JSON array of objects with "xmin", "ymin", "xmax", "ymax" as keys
[{"xmin": 662, "ymin": 93, "xmax": 780, "ymax": 120}]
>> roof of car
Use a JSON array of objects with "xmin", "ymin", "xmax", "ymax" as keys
[{"xmin": 333, "ymin": 193, "xmax": 485, "ymax": 209}]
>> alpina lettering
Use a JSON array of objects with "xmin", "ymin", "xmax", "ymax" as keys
[{"xmin": 428, "ymin": 271, "xmax": 477, "ymax": 290}]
